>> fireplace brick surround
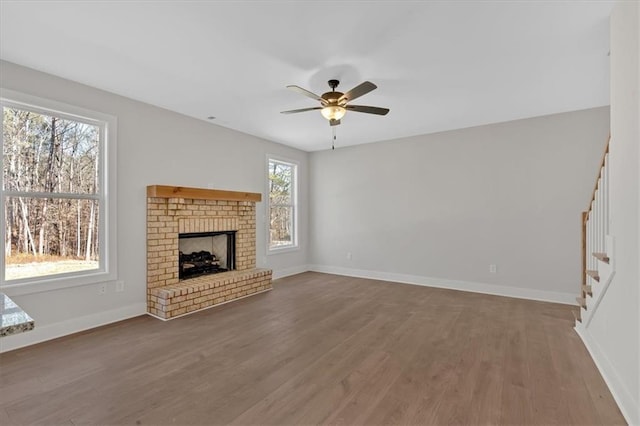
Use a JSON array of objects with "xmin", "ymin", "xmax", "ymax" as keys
[{"xmin": 146, "ymin": 186, "xmax": 272, "ymax": 319}]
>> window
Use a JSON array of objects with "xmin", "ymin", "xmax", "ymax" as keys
[
  {"xmin": 1, "ymin": 90, "xmax": 116, "ymax": 293},
  {"xmin": 268, "ymin": 157, "xmax": 297, "ymax": 251}
]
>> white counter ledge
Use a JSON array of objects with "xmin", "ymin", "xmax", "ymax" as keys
[{"xmin": 0, "ymin": 293, "xmax": 34, "ymax": 337}]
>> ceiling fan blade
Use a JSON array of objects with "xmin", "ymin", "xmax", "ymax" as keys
[
  {"xmin": 286, "ymin": 85, "xmax": 325, "ymax": 103},
  {"xmin": 329, "ymin": 119, "xmax": 341, "ymax": 126},
  {"xmin": 339, "ymin": 81, "xmax": 377, "ymax": 103},
  {"xmin": 280, "ymin": 107, "xmax": 322, "ymax": 114},
  {"xmin": 346, "ymin": 105, "xmax": 390, "ymax": 115}
]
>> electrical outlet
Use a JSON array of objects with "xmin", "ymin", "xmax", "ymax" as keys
[
  {"xmin": 489, "ymin": 264, "xmax": 497, "ymax": 274},
  {"xmin": 115, "ymin": 280, "xmax": 125, "ymax": 292},
  {"xmin": 347, "ymin": 252, "xmax": 352, "ymax": 261},
  {"xmin": 98, "ymin": 283, "xmax": 106, "ymax": 295}
]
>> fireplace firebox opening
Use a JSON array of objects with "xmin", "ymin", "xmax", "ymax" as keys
[{"xmin": 178, "ymin": 231, "xmax": 236, "ymax": 280}]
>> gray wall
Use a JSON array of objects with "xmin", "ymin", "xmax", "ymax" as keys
[
  {"xmin": 0, "ymin": 60, "xmax": 309, "ymax": 350},
  {"xmin": 310, "ymin": 107, "xmax": 609, "ymax": 300}
]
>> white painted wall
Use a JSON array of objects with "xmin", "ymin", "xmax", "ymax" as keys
[
  {"xmin": 0, "ymin": 60, "xmax": 309, "ymax": 352},
  {"xmin": 578, "ymin": 2, "xmax": 640, "ymax": 424},
  {"xmin": 309, "ymin": 107, "xmax": 609, "ymax": 303}
]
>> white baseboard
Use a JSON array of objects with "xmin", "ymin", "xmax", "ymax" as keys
[
  {"xmin": 575, "ymin": 324, "xmax": 639, "ymax": 425},
  {"xmin": 272, "ymin": 264, "xmax": 310, "ymax": 280},
  {"xmin": 308, "ymin": 264, "xmax": 577, "ymax": 305},
  {"xmin": 0, "ymin": 302, "xmax": 147, "ymax": 353}
]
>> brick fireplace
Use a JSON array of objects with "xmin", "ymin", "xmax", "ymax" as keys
[{"xmin": 146, "ymin": 185, "xmax": 272, "ymax": 320}]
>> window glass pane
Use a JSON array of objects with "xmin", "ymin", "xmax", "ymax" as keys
[
  {"xmin": 2, "ymin": 107, "xmax": 100, "ymax": 194},
  {"xmin": 268, "ymin": 161, "xmax": 292, "ymax": 205},
  {"xmin": 268, "ymin": 158, "xmax": 296, "ymax": 250},
  {"xmin": 4, "ymin": 196, "xmax": 99, "ymax": 280},
  {"xmin": 269, "ymin": 206, "xmax": 293, "ymax": 248}
]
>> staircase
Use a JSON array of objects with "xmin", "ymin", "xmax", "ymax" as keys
[{"xmin": 574, "ymin": 139, "xmax": 615, "ymax": 327}]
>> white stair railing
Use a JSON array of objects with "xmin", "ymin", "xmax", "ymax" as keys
[{"xmin": 578, "ymin": 141, "xmax": 612, "ymax": 325}]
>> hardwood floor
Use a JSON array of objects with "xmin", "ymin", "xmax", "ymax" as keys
[{"xmin": 0, "ymin": 272, "xmax": 625, "ymax": 425}]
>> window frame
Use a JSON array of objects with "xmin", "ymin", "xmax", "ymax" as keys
[
  {"xmin": 0, "ymin": 89, "xmax": 117, "ymax": 296},
  {"xmin": 266, "ymin": 155, "xmax": 298, "ymax": 254}
]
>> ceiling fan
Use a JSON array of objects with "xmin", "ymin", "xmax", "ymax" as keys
[{"xmin": 281, "ymin": 79, "xmax": 389, "ymax": 126}]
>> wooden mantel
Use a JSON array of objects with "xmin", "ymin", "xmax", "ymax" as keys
[{"xmin": 147, "ymin": 185, "xmax": 262, "ymax": 202}]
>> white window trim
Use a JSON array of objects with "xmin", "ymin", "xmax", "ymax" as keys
[
  {"xmin": 266, "ymin": 154, "xmax": 299, "ymax": 254},
  {"xmin": 0, "ymin": 88, "xmax": 117, "ymax": 296}
]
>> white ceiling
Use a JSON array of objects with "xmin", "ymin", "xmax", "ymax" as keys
[{"xmin": 0, "ymin": 1, "xmax": 613, "ymax": 152}]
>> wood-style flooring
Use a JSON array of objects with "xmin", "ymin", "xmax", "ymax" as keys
[{"xmin": 0, "ymin": 272, "xmax": 625, "ymax": 425}]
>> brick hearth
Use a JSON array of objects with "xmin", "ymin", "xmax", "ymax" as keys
[{"xmin": 146, "ymin": 186, "xmax": 272, "ymax": 319}]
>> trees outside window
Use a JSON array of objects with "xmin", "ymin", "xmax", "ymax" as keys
[
  {"xmin": 268, "ymin": 158, "xmax": 297, "ymax": 251},
  {"xmin": 1, "ymin": 93, "xmax": 115, "ymax": 288}
]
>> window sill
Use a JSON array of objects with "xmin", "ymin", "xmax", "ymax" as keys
[
  {"xmin": 0, "ymin": 269, "xmax": 116, "ymax": 297},
  {"xmin": 267, "ymin": 245, "xmax": 300, "ymax": 256}
]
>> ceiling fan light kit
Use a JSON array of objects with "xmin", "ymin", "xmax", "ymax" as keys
[{"xmin": 320, "ymin": 105, "xmax": 346, "ymax": 121}]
